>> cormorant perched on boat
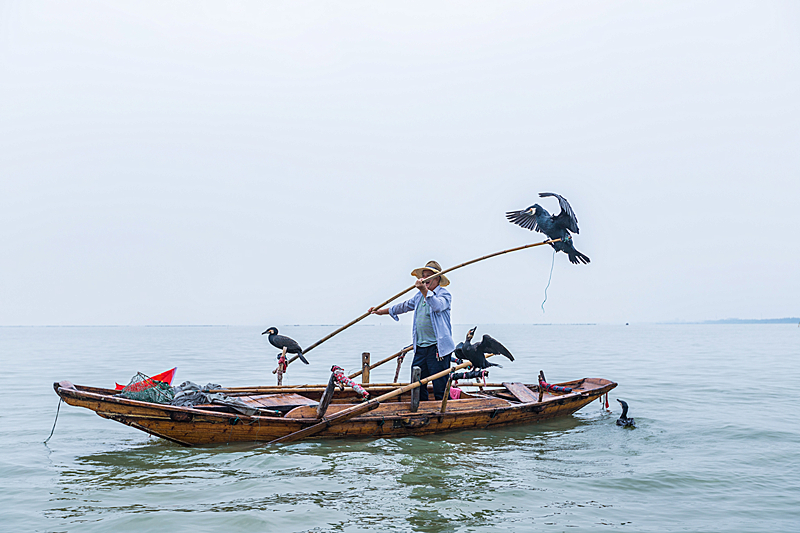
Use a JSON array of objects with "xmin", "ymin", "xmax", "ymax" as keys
[
  {"xmin": 616, "ymin": 399, "xmax": 636, "ymax": 428},
  {"xmin": 454, "ymin": 326, "xmax": 515, "ymax": 370},
  {"xmin": 506, "ymin": 192, "xmax": 590, "ymax": 265},
  {"xmin": 261, "ymin": 327, "xmax": 309, "ymax": 364}
]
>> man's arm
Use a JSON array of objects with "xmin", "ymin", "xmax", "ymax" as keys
[
  {"xmin": 388, "ymin": 297, "xmax": 416, "ymax": 320},
  {"xmin": 425, "ymin": 288, "xmax": 451, "ymax": 313},
  {"xmin": 369, "ymin": 296, "xmax": 416, "ymax": 321}
]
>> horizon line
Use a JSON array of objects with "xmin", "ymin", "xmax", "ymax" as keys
[{"xmin": 2, "ymin": 317, "xmax": 798, "ymax": 328}]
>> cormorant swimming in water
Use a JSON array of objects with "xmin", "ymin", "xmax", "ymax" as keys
[
  {"xmin": 454, "ymin": 326, "xmax": 515, "ymax": 370},
  {"xmin": 262, "ymin": 327, "xmax": 309, "ymax": 364},
  {"xmin": 506, "ymin": 192, "xmax": 590, "ymax": 265},
  {"xmin": 616, "ymin": 399, "xmax": 636, "ymax": 428}
]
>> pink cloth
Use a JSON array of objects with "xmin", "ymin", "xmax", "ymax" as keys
[{"xmin": 449, "ymin": 387, "xmax": 462, "ymax": 400}]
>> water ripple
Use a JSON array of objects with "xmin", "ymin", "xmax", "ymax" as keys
[{"xmin": 3, "ymin": 325, "xmax": 800, "ymax": 531}]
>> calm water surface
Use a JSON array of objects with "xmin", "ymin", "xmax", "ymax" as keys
[{"xmin": 1, "ymin": 325, "xmax": 798, "ymax": 532}]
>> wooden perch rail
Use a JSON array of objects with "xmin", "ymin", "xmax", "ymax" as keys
[
  {"xmin": 212, "ymin": 379, "xmax": 508, "ymax": 395},
  {"xmin": 347, "ymin": 345, "xmax": 412, "ymax": 380},
  {"xmin": 277, "ymin": 238, "xmax": 560, "ymax": 371}
]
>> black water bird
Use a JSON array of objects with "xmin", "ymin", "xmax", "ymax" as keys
[
  {"xmin": 454, "ymin": 326, "xmax": 515, "ymax": 370},
  {"xmin": 506, "ymin": 192, "xmax": 590, "ymax": 264},
  {"xmin": 261, "ymin": 327, "xmax": 309, "ymax": 364},
  {"xmin": 616, "ymin": 399, "xmax": 636, "ymax": 428}
]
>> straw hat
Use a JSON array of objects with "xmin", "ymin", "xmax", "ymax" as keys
[{"xmin": 411, "ymin": 260, "xmax": 450, "ymax": 287}]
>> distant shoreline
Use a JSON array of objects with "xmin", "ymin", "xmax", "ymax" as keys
[
  {"xmin": 661, "ymin": 317, "xmax": 800, "ymax": 325},
  {"xmin": 697, "ymin": 318, "xmax": 800, "ymax": 325}
]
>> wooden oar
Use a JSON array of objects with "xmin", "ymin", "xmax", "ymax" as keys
[
  {"xmin": 268, "ymin": 356, "xmax": 490, "ymax": 444},
  {"xmin": 278, "ymin": 238, "xmax": 560, "ymax": 370}
]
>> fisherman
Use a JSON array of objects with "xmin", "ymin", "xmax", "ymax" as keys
[{"xmin": 369, "ymin": 261, "xmax": 455, "ymax": 401}]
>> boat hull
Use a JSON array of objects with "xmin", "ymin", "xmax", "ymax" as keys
[{"xmin": 54, "ymin": 378, "xmax": 616, "ymax": 446}]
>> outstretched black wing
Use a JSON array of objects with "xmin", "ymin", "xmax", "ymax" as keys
[
  {"xmin": 539, "ymin": 192, "xmax": 579, "ymax": 234},
  {"xmin": 506, "ymin": 207, "xmax": 542, "ymax": 233},
  {"xmin": 478, "ymin": 334, "xmax": 514, "ymax": 362}
]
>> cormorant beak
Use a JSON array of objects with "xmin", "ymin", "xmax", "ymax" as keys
[{"xmin": 261, "ymin": 330, "xmax": 269, "ymax": 335}]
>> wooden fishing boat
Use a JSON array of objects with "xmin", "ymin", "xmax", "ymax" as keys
[
  {"xmin": 52, "ymin": 241, "xmax": 615, "ymax": 447},
  {"xmin": 53, "ymin": 376, "xmax": 616, "ymax": 446}
]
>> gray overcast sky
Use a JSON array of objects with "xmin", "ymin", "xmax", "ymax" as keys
[{"xmin": 1, "ymin": 1, "xmax": 798, "ymax": 326}]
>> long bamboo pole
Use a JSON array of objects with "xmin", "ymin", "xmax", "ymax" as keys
[
  {"xmin": 277, "ymin": 238, "xmax": 559, "ymax": 370},
  {"xmin": 268, "ymin": 356, "xmax": 491, "ymax": 445}
]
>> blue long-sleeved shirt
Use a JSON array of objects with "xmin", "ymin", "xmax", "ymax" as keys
[{"xmin": 388, "ymin": 287, "xmax": 455, "ymax": 356}]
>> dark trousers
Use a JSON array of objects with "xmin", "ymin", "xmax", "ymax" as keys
[{"xmin": 411, "ymin": 344, "xmax": 451, "ymax": 401}]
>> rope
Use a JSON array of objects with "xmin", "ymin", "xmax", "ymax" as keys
[
  {"xmin": 393, "ymin": 354, "xmax": 406, "ymax": 384},
  {"xmin": 538, "ymin": 374, "xmax": 573, "ymax": 393},
  {"xmin": 276, "ymin": 350, "xmax": 288, "ymax": 386},
  {"xmin": 541, "ymin": 248, "xmax": 556, "ymax": 313},
  {"xmin": 331, "ymin": 365, "xmax": 369, "ymax": 400},
  {"xmin": 44, "ymin": 399, "xmax": 63, "ymax": 444}
]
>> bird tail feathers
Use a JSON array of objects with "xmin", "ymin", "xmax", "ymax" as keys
[{"xmin": 568, "ymin": 250, "xmax": 591, "ymax": 265}]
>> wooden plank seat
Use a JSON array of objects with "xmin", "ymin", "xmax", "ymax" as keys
[
  {"xmin": 234, "ymin": 393, "xmax": 319, "ymax": 413},
  {"xmin": 502, "ymin": 382, "xmax": 540, "ymax": 403}
]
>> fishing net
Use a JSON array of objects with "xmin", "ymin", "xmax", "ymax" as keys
[{"xmin": 118, "ymin": 372, "xmax": 175, "ymax": 404}]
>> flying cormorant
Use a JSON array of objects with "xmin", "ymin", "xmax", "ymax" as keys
[
  {"xmin": 454, "ymin": 326, "xmax": 515, "ymax": 370},
  {"xmin": 506, "ymin": 192, "xmax": 590, "ymax": 264},
  {"xmin": 262, "ymin": 327, "xmax": 309, "ymax": 364},
  {"xmin": 616, "ymin": 399, "xmax": 636, "ymax": 428}
]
